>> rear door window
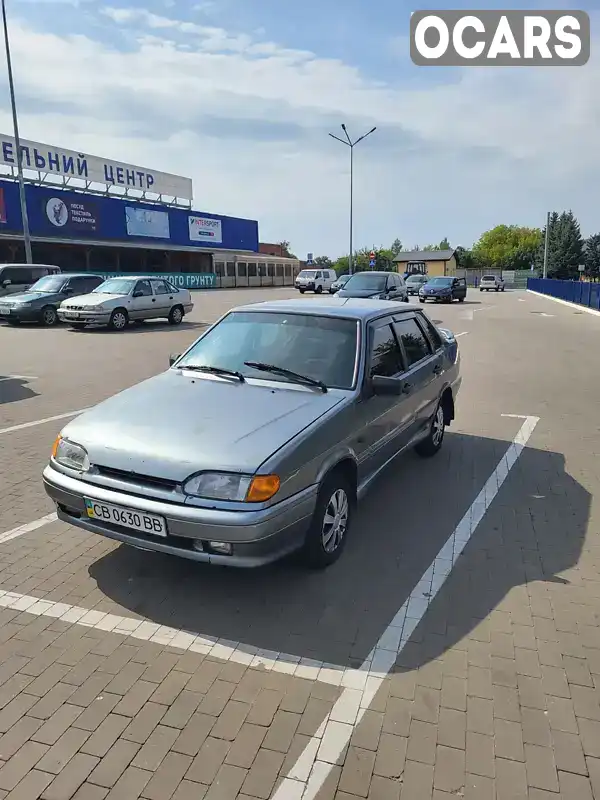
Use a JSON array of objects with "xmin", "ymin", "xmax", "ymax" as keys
[
  {"xmin": 369, "ymin": 322, "xmax": 404, "ymax": 378},
  {"xmin": 2, "ymin": 267, "xmax": 33, "ymax": 284},
  {"xmin": 393, "ymin": 317, "xmax": 432, "ymax": 368}
]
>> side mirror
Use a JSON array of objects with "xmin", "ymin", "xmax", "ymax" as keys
[
  {"xmin": 63, "ymin": 287, "xmax": 74, "ymax": 295},
  {"xmin": 1, "ymin": 279, "xmax": 11, "ymax": 288},
  {"xmin": 371, "ymin": 375, "xmax": 403, "ymax": 396},
  {"xmin": 133, "ymin": 290, "xmax": 143, "ymax": 298},
  {"xmin": 169, "ymin": 353, "xmax": 181, "ymax": 367}
]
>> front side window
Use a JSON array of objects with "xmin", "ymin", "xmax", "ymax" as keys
[
  {"xmin": 135, "ymin": 280, "xmax": 153, "ymax": 296},
  {"xmin": 176, "ymin": 311, "xmax": 359, "ymax": 390},
  {"xmin": 369, "ymin": 324, "xmax": 403, "ymax": 378},
  {"xmin": 394, "ymin": 318, "xmax": 432, "ymax": 367}
]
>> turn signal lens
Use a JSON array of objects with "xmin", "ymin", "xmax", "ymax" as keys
[
  {"xmin": 51, "ymin": 435, "xmax": 62, "ymax": 459},
  {"xmin": 246, "ymin": 475, "xmax": 280, "ymax": 503}
]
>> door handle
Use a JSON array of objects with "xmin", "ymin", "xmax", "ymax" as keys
[
  {"xmin": 152, "ymin": 298, "xmax": 156, "ymax": 302},
  {"xmin": 401, "ymin": 382, "xmax": 412, "ymax": 394},
  {"xmin": 433, "ymin": 364, "xmax": 442, "ymax": 375}
]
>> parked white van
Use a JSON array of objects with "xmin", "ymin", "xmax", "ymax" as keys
[
  {"xmin": 295, "ymin": 268, "xmax": 337, "ymax": 294},
  {"xmin": 0, "ymin": 264, "xmax": 61, "ymax": 297}
]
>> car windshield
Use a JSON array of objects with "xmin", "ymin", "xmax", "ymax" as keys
[
  {"xmin": 406, "ymin": 275, "xmax": 427, "ymax": 284},
  {"xmin": 297, "ymin": 271, "xmax": 317, "ymax": 279},
  {"xmin": 336, "ymin": 275, "xmax": 350, "ymax": 283},
  {"xmin": 343, "ymin": 273, "xmax": 387, "ymax": 291},
  {"xmin": 176, "ymin": 311, "xmax": 359, "ymax": 390},
  {"xmin": 93, "ymin": 279, "xmax": 135, "ymax": 294},
  {"xmin": 426, "ymin": 277, "xmax": 453, "ymax": 286},
  {"xmin": 27, "ymin": 276, "xmax": 66, "ymax": 293}
]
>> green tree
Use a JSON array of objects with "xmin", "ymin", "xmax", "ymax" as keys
[
  {"xmin": 314, "ymin": 255, "xmax": 333, "ymax": 267},
  {"xmin": 438, "ymin": 237, "xmax": 451, "ymax": 249},
  {"xmin": 584, "ymin": 234, "xmax": 600, "ymax": 280},
  {"xmin": 536, "ymin": 211, "xmax": 584, "ymax": 279},
  {"xmin": 390, "ymin": 238, "xmax": 403, "ymax": 256},
  {"xmin": 454, "ymin": 246, "xmax": 480, "ymax": 270},
  {"xmin": 473, "ymin": 224, "xmax": 542, "ymax": 270}
]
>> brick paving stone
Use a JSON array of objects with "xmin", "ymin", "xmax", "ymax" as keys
[
  {"xmin": 81, "ymin": 715, "xmax": 130, "ymax": 758},
  {"xmin": 240, "ymin": 748, "xmax": 284, "ymax": 800},
  {"xmin": 0, "ymin": 719, "xmax": 42, "ymax": 762},
  {"xmin": 224, "ymin": 724, "xmax": 266, "ymax": 769},
  {"xmin": 4, "ymin": 768, "xmax": 53, "ymax": 800},
  {"xmin": 558, "ymin": 770, "xmax": 594, "ymax": 799},
  {"xmin": 36, "ymin": 727, "xmax": 91, "ymax": 774},
  {"xmin": 121, "ymin": 704, "xmax": 167, "ymax": 746},
  {"xmin": 131, "ymin": 725, "xmax": 179, "ymax": 772},
  {"xmin": 246, "ymin": 689, "xmax": 282, "ymax": 728},
  {"xmin": 465, "ymin": 732, "xmax": 494, "ymax": 779},
  {"xmin": 186, "ymin": 737, "xmax": 230, "ymax": 785},
  {"xmin": 338, "ymin": 746, "xmax": 376, "ymax": 798},
  {"xmin": 524, "ymin": 744, "xmax": 559, "ymax": 792},
  {"xmin": 399, "ymin": 760, "xmax": 433, "ymax": 800},
  {"xmin": 0, "ymin": 742, "xmax": 49, "ymax": 792},
  {"xmin": 42, "ymin": 753, "xmax": 99, "ymax": 800},
  {"xmin": 350, "ymin": 711, "xmax": 383, "ymax": 752},
  {"xmin": 87, "ymin": 740, "xmax": 141, "ymax": 789},
  {"xmin": 198, "ymin": 682, "xmax": 236, "ymax": 718},
  {"xmin": 172, "ymin": 780, "xmax": 207, "ymax": 800},
  {"xmin": 172, "ymin": 713, "xmax": 216, "ymax": 758},
  {"xmin": 104, "ymin": 765, "xmax": 151, "ymax": 800},
  {"xmin": 160, "ymin": 692, "xmax": 202, "ymax": 730},
  {"xmin": 551, "ymin": 729, "xmax": 588, "ymax": 775},
  {"xmin": 73, "ymin": 697, "xmax": 121, "ymax": 734},
  {"xmin": 0, "ymin": 695, "xmax": 38, "ymax": 734},
  {"xmin": 140, "ymin": 752, "xmax": 192, "ymax": 800},
  {"xmin": 521, "ymin": 708, "xmax": 552, "ymax": 747},
  {"xmin": 113, "ymin": 684, "xmax": 157, "ymax": 719},
  {"xmin": 495, "ymin": 757, "xmax": 528, "ymax": 800},
  {"xmin": 494, "ymin": 718, "xmax": 524, "ymax": 762},
  {"xmin": 262, "ymin": 710, "xmax": 300, "ymax": 753},
  {"xmin": 204, "ymin": 764, "xmax": 247, "ymax": 800},
  {"xmin": 381, "ymin": 698, "xmax": 411, "ymax": 738},
  {"xmin": 210, "ymin": 701, "xmax": 250, "ymax": 743},
  {"xmin": 406, "ymin": 721, "xmax": 436, "ymax": 766}
]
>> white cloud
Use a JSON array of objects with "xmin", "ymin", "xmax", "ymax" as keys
[{"xmin": 2, "ymin": 8, "xmax": 600, "ymax": 256}]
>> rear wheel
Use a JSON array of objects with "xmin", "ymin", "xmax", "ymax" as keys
[
  {"xmin": 301, "ymin": 471, "xmax": 354, "ymax": 569},
  {"xmin": 419, "ymin": 298, "xmax": 425, "ymax": 303},
  {"xmin": 108, "ymin": 308, "xmax": 128, "ymax": 331},
  {"xmin": 41, "ymin": 305, "xmax": 58, "ymax": 326},
  {"xmin": 168, "ymin": 305, "xmax": 184, "ymax": 325},
  {"xmin": 496, "ymin": 287, "xmax": 500, "ymax": 292},
  {"xmin": 315, "ymin": 285, "xmax": 323, "ymax": 294},
  {"xmin": 415, "ymin": 402, "xmax": 445, "ymax": 458},
  {"xmin": 458, "ymin": 297, "xmax": 465, "ymax": 302}
]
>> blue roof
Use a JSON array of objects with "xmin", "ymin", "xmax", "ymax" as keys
[{"xmin": 232, "ymin": 297, "xmax": 417, "ymax": 320}]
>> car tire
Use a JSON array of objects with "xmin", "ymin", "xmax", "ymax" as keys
[
  {"xmin": 298, "ymin": 289, "xmax": 305, "ymax": 294},
  {"xmin": 496, "ymin": 287, "xmax": 500, "ymax": 292},
  {"xmin": 301, "ymin": 470, "xmax": 354, "ymax": 569},
  {"xmin": 403, "ymin": 295, "xmax": 409, "ymax": 302},
  {"xmin": 479, "ymin": 288, "xmax": 483, "ymax": 292},
  {"xmin": 108, "ymin": 308, "xmax": 128, "ymax": 331},
  {"xmin": 315, "ymin": 285, "xmax": 323, "ymax": 294},
  {"xmin": 419, "ymin": 298, "xmax": 425, "ymax": 303},
  {"xmin": 7, "ymin": 318, "xmax": 20, "ymax": 326},
  {"xmin": 502, "ymin": 287, "xmax": 505, "ymax": 292},
  {"xmin": 168, "ymin": 305, "xmax": 184, "ymax": 325},
  {"xmin": 41, "ymin": 305, "xmax": 58, "ymax": 326},
  {"xmin": 458, "ymin": 297, "xmax": 465, "ymax": 303},
  {"xmin": 415, "ymin": 401, "xmax": 445, "ymax": 458}
]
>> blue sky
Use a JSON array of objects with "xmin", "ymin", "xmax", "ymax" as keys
[{"xmin": 2, "ymin": 0, "xmax": 599, "ymax": 257}]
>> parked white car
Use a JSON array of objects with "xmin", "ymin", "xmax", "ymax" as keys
[
  {"xmin": 58, "ymin": 276, "xmax": 194, "ymax": 331},
  {"xmin": 479, "ymin": 275, "xmax": 505, "ymax": 292},
  {"xmin": 295, "ymin": 269, "xmax": 336, "ymax": 294}
]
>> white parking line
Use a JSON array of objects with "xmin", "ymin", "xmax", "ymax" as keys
[
  {"xmin": 0, "ymin": 374, "xmax": 38, "ymax": 383},
  {"xmin": 527, "ymin": 289, "xmax": 600, "ymax": 317},
  {"xmin": 0, "ymin": 512, "xmax": 57, "ymax": 544},
  {"xmin": 455, "ymin": 331, "xmax": 469, "ymax": 338},
  {"xmin": 0, "ymin": 408, "xmax": 89, "ymax": 436},
  {"xmin": 276, "ymin": 414, "xmax": 540, "ymax": 800}
]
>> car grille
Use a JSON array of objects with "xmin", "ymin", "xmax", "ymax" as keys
[
  {"xmin": 64, "ymin": 305, "xmax": 88, "ymax": 311},
  {"xmin": 93, "ymin": 464, "xmax": 179, "ymax": 492}
]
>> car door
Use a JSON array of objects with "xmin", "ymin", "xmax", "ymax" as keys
[
  {"xmin": 384, "ymin": 274, "xmax": 400, "ymax": 300},
  {"xmin": 150, "ymin": 279, "xmax": 173, "ymax": 317},
  {"xmin": 355, "ymin": 317, "xmax": 413, "ymax": 482},
  {"xmin": 129, "ymin": 279, "xmax": 154, "ymax": 319},
  {"xmin": 392, "ymin": 314, "xmax": 440, "ymax": 438}
]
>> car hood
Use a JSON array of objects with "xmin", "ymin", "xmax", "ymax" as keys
[
  {"xmin": 60, "ymin": 370, "xmax": 345, "ymax": 480},
  {"xmin": 60, "ymin": 293, "xmax": 125, "ymax": 307},
  {"xmin": 422, "ymin": 285, "xmax": 450, "ymax": 292},
  {"xmin": 337, "ymin": 289, "xmax": 383, "ymax": 298},
  {"xmin": 1, "ymin": 291, "xmax": 63, "ymax": 305}
]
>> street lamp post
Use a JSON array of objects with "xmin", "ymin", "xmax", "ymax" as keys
[
  {"xmin": 329, "ymin": 124, "xmax": 376, "ymax": 275},
  {"xmin": 1, "ymin": 0, "xmax": 32, "ymax": 263}
]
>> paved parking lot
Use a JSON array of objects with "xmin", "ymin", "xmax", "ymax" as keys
[{"xmin": 1, "ymin": 286, "xmax": 599, "ymax": 800}]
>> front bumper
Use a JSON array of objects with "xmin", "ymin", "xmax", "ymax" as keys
[
  {"xmin": 296, "ymin": 283, "xmax": 315, "ymax": 290},
  {"xmin": 419, "ymin": 293, "xmax": 450, "ymax": 301},
  {"xmin": 43, "ymin": 464, "xmax": 317, "ymax": 567},
  {"xmin": 0, "ymin": 306, "xmax": 41, "ymax": 322},
  {"xmin": 58, "ymin": 309, "xmax": 111, "ymax": 324}
]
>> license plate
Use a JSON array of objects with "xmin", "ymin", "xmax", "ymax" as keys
[
  {"xmin": 0, "ymin": 306, "xmax": 10, "ymax": 314},
  {"xmin": 84, "ymin": 498, "xmax": 167, "ymax": 537}
]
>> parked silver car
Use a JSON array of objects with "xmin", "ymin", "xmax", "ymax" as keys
[
  {"xmin": 43, "ymin": 298, "xmax": 461, "ymax": 569},
  {"xmin": 57, "ymin": 276, "xmax": 193, "ymax": 330}
]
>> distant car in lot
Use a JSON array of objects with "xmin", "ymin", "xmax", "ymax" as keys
[
  {"xmin": 405, "ymin": 274, "xmax": 429, "ymax": 296},
  {"xmin": 419, "ymin": 276, "xmax": 467, "ymax": 304},
  {"xmin": 329, "ymin": 274, "xmax": 351, "ymax": 293},
  {"xmin": 0, "ymin": 273, "xmax": 103, "ymax": 326},
  {"xmin": 0, "ymin": 264, "xmax": 61, "ymax": 297},
  {"xmin": 295, "ymin": 269, "xmax": 337, "ymax": 294},
  {"xmin": 57, "ymin": 276, "xmax": 193, "ymax": 331},
  {"xmin": 337, "ymin": 271, "xmax": 409, "ymax": 302},
  {"xmin": 479, "ymin": 275, "xmax": 505, "ymax": 292},
  {"xmin": 43, "ymin": 297, "xmax": 461, "ymax": 569}
]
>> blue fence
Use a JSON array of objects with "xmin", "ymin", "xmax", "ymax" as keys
[{"xmin": 527, "ymin": 278, "xmax": 600, "ymax": 310}]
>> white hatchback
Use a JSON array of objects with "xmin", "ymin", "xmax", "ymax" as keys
[
  {"xmin": 58, "ymin": 276, "xmax": 194, "ymax": 331},
  {"xmin": 479, "ymin": 275, "xmax": 505, "ymax": 292}
]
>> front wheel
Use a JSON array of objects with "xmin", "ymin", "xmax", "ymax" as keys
[
  {"xmin": 458, "ymin": 297, "xmax": 465, "ymax": 303},
  {"xmin": 168, "ymin": 305, "xmax": 184, "ymax": 325},
  {"xmin": 41, "ymin": 305, "xmax": 58, "ymax": 326},
  {"xmin": 108, "ymin": 308, "xmax": 128, "ymax": 331},
  {"xmin": 419, "ymin": 299, "xmax": 425, "ymax": 303},
  {"xmin": 301, "ymin": 472, "xmax": 354, "ymax": 569},
  {"xmin": 415, "ymin": 402, "xmax": 445, "ymax": 458},
  {"xmin": 315, "ymin": 285, "xmax": 323, "ymax": 294},
  {"xmin": 496, "ymin": 287, "xmax": 500, "ymax": 292},
  {"xmin": 298, "ymin": 289, "xmax": 305, "ymax": 294}
]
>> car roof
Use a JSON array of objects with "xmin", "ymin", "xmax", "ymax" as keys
[
  {"xmin": 231, "ymin": 297, "xmax": 419, "ymax": 321},
  {"xmin": 101, "ymin": 275, "xmax": 168, "ymax": 281},
  {"xmin": 348, "ymin": 271, "xmax": 391, "ymax": 277},
  {"xmin": 56, "ymin": 273, "xmax": 103, "ymax": 279},
  {"xmin": 0, "ymin": 263, "xmax": 60, "ymax": 268}
]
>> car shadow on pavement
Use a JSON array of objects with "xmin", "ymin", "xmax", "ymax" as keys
[
  {"xmin": 88, "ymin": 432, "xmax": 589, "ymax": 671},
  {"xmin": 0, "ymin": 376, "xmax": 38, "ymax": 405},
  {"xmin": 70, "ymin": 321, "xmax": 208, "ymax": 335}
]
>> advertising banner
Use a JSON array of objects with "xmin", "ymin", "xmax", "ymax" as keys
[
  {"xmin": 125, "ymin": 207, "xmax": 170, "ymax": 239},
  {"xmin": 189, "ymin": 215, "xmax": 222, "ymax": 244},
  {"xmin": 98, "ymin": 272, "xmax": 217, "ymax": 289},
  {"xmin": 0, "ymin": 188, "xmax": 6, "ymax": 224},
  {"xmin": 43, "ymin": 195, "xmax": 99, "ymax": 234}
]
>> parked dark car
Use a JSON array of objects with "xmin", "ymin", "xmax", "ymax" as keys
[
  {"xmin": 329, "ymin": 274, "xmax": 351, "ymax": 294},
  {"xmin": 0, "ymin": 273, "xmax": 104, "ymax": 326},
  {"xmin": 337, "ymin": 271, "xmax": 408, "ymax": 302},
  {"xmin": 419, "ymin": 276, "xmax": 467, "ymax": 304},
  {"xmin": 406, "ymin": 274, "xmax": 429, "ymax": 296}
]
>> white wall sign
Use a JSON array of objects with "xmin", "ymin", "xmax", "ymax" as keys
[
  {"xmin": 188, "ymin": 215, "xmax": 223, "ymax": 244},
  {"xmin": 0, "ymin": 134, "xmax": 193, "ymax": 201}
]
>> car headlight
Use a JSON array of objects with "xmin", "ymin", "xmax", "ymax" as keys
[
  {"xmin": 51, "ymin": 436, "xmax": 90, "ymax": 471},
  {"xmin": 183, "ymin": 472, "xmax": 280, "ymax": 503},
  {"xmin": 87, "ymin": 304, "xmax": 105, "ymax": 312}
]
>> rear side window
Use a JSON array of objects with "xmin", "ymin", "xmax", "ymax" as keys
[
  {"xmin": 417, "ymin": 313, "xmax": 442, "ymax": 351},
  {"xmin": 1, "ymin": 267, "xmax": 33, "ymax": 283},
  {"xmin": 393, "ymin": 318, "xmax": 432, "ymax": 367},
  {"xmin": 151, "ymin": 280, "xmax": 170, "ymax": 295},
  {"xmin": 369, "ymin": 324, "xmax": 403, "ymax": 378},
  {"xmin": 86, "ymin": 276, "xmax": 104, "ymax": 291}
]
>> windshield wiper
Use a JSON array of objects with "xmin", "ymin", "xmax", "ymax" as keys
[
  {"xmin": 244, "ymin": 362, "xmax": 327, "ymax": 393},
  {"xmin": 179, "ymin": 364, "xmax": 245, "ymax": 382}
]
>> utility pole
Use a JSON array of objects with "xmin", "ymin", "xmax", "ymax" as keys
[
  {"xmin": 1, "ymin": 0, "xmax": 32, "ymax": 263},
  {"xmin": 328, "ymin": 125, "xmax": 376, "ymax": 275},
  {"xmin": 542, "ymin": 211, "xmax": 550, "ymax": 279}
]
